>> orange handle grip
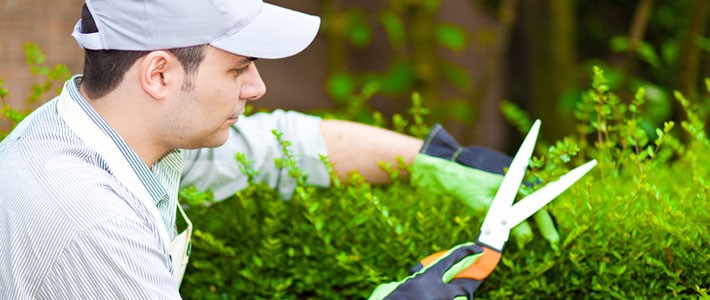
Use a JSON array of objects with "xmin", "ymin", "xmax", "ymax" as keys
[{"xmin": 419, "ymin": 246, "xmax": 502, "ymax": 280}]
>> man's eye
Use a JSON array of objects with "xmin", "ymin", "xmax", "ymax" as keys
[
  {"xmin": 236, "ymin": 66, "xmax": 249, "ymax": 75},
  {"xmin": 230, "ymin": 66, "xmax": 249, "ymax": 78}
]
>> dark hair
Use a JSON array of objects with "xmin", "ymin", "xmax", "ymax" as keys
[{"xmin": 80, "ymin": 4, "xmax": 207, "ymax": 99}]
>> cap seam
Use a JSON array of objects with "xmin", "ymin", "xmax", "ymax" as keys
[
  {"xmin": 208, "ymin": 2, "xmax": 264, "ymax": 44},
  {"xmin": 208, "ymin": 0, "xmax": 234, "ymax": 42},
  {"xmin": 141, "ymin": 1, "xmax": 155, "ymax": 49}
]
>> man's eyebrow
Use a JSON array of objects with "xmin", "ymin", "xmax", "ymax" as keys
[{"xmin": 234, "ymin": 57, "xmax": 257, "ymax": 65}]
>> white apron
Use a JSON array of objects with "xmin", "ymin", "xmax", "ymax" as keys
[{"xmin": 56, "ymin": 88, "xmax": 193, "ymax": 285}]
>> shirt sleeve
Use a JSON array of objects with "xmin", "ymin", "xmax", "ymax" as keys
[
  {"xmin": 36, "ymin": 217, "xmax": 181, "ymax": 300},
  {"xmin": 180, "ymin": 109, "xmax": 331, "ymax": 201}
]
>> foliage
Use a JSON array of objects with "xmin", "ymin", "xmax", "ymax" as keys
[
  {"xmin": 317, "ymin": 0, "xmax": 480, "ymax": 125},
  {"xmin": 177, "ymin": 67, "xmax": 709, "ymax": 299},
  {"xmin": 315, "ymin": 0, "xmax": 707, "ymax": 143},
  {"xmin": 0, "ymin": 43, "xmax": 70, "ymax": 140}
]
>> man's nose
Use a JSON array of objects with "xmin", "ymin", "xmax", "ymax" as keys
[{"xmin": 240, "ymin": 64, "xmax": 266, "ymax": 101}]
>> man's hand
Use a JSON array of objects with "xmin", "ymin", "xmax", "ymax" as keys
[
  {"xmin": 368, "ymin": 243, "xmax": 484, "ymax": 300},
  {"xmin": 410, "ymin": 124, "xmax": 560, "ymax": 250}
]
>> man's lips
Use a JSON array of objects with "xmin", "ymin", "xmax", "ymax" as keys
[{"xmin": 227, "ymin": 113, "xmax": 241, "ymax": 123}]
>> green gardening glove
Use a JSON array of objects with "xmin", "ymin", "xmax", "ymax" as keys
[
  {"xmin": 368, "ymin": 242, "xmax": 484, "ymax": 300},
  {"xmin": 411, "ymin": 124, "xmax": 560, "ymax": 250}
]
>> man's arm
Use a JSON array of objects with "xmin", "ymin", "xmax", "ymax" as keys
[
  {"xmin": 180, "ymin": 111, "xmax": 422, "ymax": 200},
  {"xmin": 320, "ymin": 119, "xmax": 423, "ymax": 184},
  {"xmin": 181, "ymin": 110, "xmax": 331, "ymax": 200}
]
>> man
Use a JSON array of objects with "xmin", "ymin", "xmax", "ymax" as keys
[{"xmin": 0, "ymin": 0, "xmax": 555, "ymax": 298}]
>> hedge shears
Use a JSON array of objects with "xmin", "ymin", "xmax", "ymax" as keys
[{"xmin": 411, "ymin": 120, "xmax": 598, "ymax": 297}]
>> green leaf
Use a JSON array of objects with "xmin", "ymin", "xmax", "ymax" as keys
[
  {"xmin": 366, "ymin": 61, "xmax": 415, "ymax": 95},
  {"xmin": 379, "ymin": 10, "xmax": 406, "ymax": 50},
  {"xmin": 663, "ymin": 121, "xmax": 674, "ymax": 132},
  {"xmin": 442, "ymin": 63, "xmax": 472, "ymax": 92},
  {"xmin": 436, "ymin": 23, "xmax": 467, "ymax": 52},
  {"xmin": 346, "ymin": 9, "xmax": 372, "ymax": 47},
  {"xmin": 634, "ymin": 87, "xmax": 646, "ymax": 105},
  {"xmin": 609, "ymin": 37, "xmax": 661, "ymax": 68},
  {"xmin": 326, "ymin": 72, "xmax": 355, "ymax": 102},
  {"xmin": 315, "ymin": 217, "xmax": 325, "ymax": 231},
  {"xmin": 697, "ymin": 35, "xmax": 710, "ymax": 52},
  {"xmin": 439, "ymin": 99, "xmax": 474, "ymax": 122},
  {"xmin": 23, "ymin": 42, "xmax": 46, "ymax": 65},
  {"xmin": 0, "ymin": 85, "xmax": 7, "ymax": 98},
  {"xmin": 559, "ymin": 154, "xmax": 571, "ymax": 163},
  {"xmin": 562, "ymin": 224, "xmax": 588, "ymax": 249},
  {"xmin": 1, "ymin": 106, "xmax": 25, "ymax": 123},
  {"xmin": 614, "ymin": 265, "xmax": 627, "ymax": 276},
  {"xmin": 638, "ymin": 42, "xmax": 661, "ymax": 68},
  {"xmin": 661, "ymin": 40, "xmax": 679, "ymax": 65},
  {"xmin": 609, "ymin": 36, "xmax": 630, "ymax": 53},
  {"xmin": 420, "ymin": 0, "xmax": 441, "ymax": 12}
]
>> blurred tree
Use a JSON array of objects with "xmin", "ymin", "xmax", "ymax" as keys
[
  {"xmin": 466, "ymin": 0, "xmax": 520, "ymax": 149},
  {"xmin": 317, "ymin": 0, "xmax": 518, "ymax": 147},
  {"xmin": 677, "ymin": 0, "xmax": 707, "ymax": 102},
  {"xmin": 517, "ymin": 0, "xmax": 577, "ymax": 141},
  {"xmin": 366, "ymin": 0, "xmax": 526, "ymax": 147},
  {"xmin": 508, "ymin": 0, "xmax": 707, "ymax": 144}
]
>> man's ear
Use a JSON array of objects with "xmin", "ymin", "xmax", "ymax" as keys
[{"xmin": 139, "ymin": 50, "xmax": 178, "ymax": 100}]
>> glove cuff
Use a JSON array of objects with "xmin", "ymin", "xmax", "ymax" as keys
[{"xmin": 420, "ymin": 124, "xmax": 513, "ymax": 175}]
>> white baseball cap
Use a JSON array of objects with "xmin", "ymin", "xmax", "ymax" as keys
[{"xmin": 72, "ymin": 0, "xmax": 320, "ymax": 59}]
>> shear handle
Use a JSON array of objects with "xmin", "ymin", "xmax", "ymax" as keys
[{"xmin": 417, "ymin": 245, "xmax": 502, "ymax": 281}]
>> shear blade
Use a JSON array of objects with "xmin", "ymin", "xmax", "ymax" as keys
[
  {"xmin": 507, "ymin": 159, "xmax": 598, "ymax": 227},
  {"xmin": 477, "ymin": 120, "xmax": 540, "ymax": 251},
  {"xmin": 483, "ymin": 119, "xmax": 541, "ymax": 224}
]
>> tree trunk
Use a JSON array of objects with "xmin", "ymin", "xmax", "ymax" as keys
[
  {"xmin": 677, "ymin": 0, "xmax": 708, "ymax": 101},
  {"xmin": 622, "ymin": 0, "xmax": 654, "ymax": 84},
  {"xmin": 470, "ymin": 0, "xmax": 519, "ymax": 150},
  {"xmin": 519, "ymin": 0, "xmax": 577, "ymax": 141}
]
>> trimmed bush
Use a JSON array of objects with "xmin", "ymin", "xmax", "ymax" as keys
[{"xmin": 179, "ymin": 69, "xmax": 710, "ymax": 299}]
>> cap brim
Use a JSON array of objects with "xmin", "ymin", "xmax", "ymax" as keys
[{"xmin": 210, "ymin": 3, "xmax": 320, "ymax": 59}]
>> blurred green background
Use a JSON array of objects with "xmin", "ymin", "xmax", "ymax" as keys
[{"xmin": 0, "ymin": 0, "xmax": 707, "ymax": 150}]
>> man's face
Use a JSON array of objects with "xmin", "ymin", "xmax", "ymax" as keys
[{"xmin": 167, "ymin": 46, "xmax": 265, "ymax": 149}]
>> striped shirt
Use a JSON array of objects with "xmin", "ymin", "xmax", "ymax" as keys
[{"xmin": 0, "ymin": 76, "xmax": 329, "ymax": 299}]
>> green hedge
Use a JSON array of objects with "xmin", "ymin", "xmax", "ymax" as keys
[{"xmin": 179, "ymin": 70, "xmax": 710, "ymax": 299}]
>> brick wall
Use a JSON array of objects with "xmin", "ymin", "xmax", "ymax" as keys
[{"xmin": 0, "ymin": 0, "xmax": 84, "ymax": 108}]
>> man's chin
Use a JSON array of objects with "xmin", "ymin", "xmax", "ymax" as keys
[{"xmin": 181, "ymin": 134, "xmax": 230, "ymax": 150}]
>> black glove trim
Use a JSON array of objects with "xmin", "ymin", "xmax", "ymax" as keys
[{"xmin": 420, "ymin": 124, "xmax": 513, "ymax": 175}]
